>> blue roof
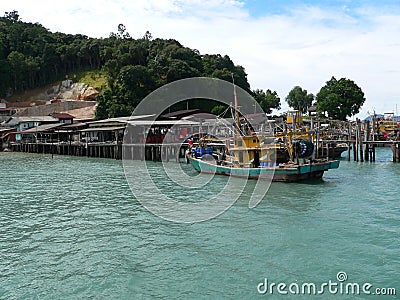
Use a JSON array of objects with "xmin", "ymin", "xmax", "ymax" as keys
[
  {"xmin": 364, "ymin": 114, "xmax": 400, "ymax": 121},
  {"xmin": 364, "ymin": 114, "xmax": 383, "ymax": 121}
]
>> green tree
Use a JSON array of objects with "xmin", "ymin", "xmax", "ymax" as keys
[
  {"xmin": 118, "ymin": 64, "xmax": 154, "ymax": 104},
  {"xmin": 24, "ymin": 55, "xmax": 40, "ymax": 88},
  {"xmin": 4, "ymin": 10, "xmax": 20, "ymax": 22},
  {"xmin": 108, "ymin": 24, "xmax": 131, "ymax": 40},
  {"xmin": 0, "ymin": 59, "xmax": 11, "ymax": 96},
  {"xmin": 252, "ymin": 89, "xmax": 281, "ymax": 114},
  {"xmin": 0, "ymin": 11, "xmax": 254, "ymax": 119},
  {"xmin": 166, "ymin": 59, "xmax": 200, "ymax": 82},
  {"xmin": 285, "ymin": 86, "xmax": 314, "ymax": 113},
  {"xmin": 129, "ymin": 41, "xmax": 149, "ymax": 66},
  {"xmin": 95, "ymin": 87, "xmax": 133, "ymax": 119},
  {"xmin": 171, "ymin": 47, "xmax": 203, "ymax": 72},
  {"xmin": 102, "ymin": 59, "xmax": 120, "ymax": 90},
  {"xmin": 202, "ymin": 54, "xmax": 250, "ymax": 91},
  {"xmin": 95, "ymin": 91, "xmax": 110, "ymax": 119},
  {"xmin": 7, "ymin": 51, "xmax": 26, "ymax": 90},
  {"xmin": 143, "ymin": 30, "xmax": 152, "ymax": 41},
  {"xmin": 316, "ymin": 76, "xmax": 365, "ymax": 120},
  {"xmin": 211, "ymin": 105, "xmax": 227, "ymax": 116}
]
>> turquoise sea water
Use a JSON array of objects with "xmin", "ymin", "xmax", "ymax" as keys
[{"xmin": 0, "ymin": 149, "xmax": 399, "ymax": 299}]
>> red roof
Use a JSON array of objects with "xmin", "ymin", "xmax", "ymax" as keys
[{"xmin": 51, "ymin": 113, "xmax": 74, "ymax": 119}]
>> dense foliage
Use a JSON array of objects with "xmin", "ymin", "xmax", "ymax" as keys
[
  {"xmin": 253, "ymin": 89, "xmax": 281, "ymax": 114},
  {"xmin": 316, "ymin": 77, "xmax": 365, "ymax": 120},
  {"xmin": 285, "ymin": 86, "xmax": 314, "ymax": 113},
  {"xmin": 0, "ymin": 11, "xmax": 283, "ymax": 118},
  {"xmin": 0, "ymin": 11, "xmax": 104, "ymax": 95},
  {"xmin": 2, "ymin": 11, "xmax": 365, "ymax": 120}
]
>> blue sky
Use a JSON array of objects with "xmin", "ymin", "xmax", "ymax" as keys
[
  {"xmin": 1, "ymin": 0, "xmax": 400, "ymax": 116},
  {"xmin": 244, "ymin": 0, "xmax": 400, "ymax": 16},
  {"xmin": 244, "ymin": 0, "xmax": 292, "ymax": 15}
]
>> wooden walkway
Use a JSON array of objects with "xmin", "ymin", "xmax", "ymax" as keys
[
  {"xmin": 8, "ymin": 142, "xmax": 189, "ymax": 161},
  {"xmin": 319, "ymin": 140, "xmax": 400, "ymax": 162}
]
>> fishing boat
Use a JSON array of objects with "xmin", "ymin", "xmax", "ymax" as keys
[
  {"xmin": 317, "ymin": 141, "xmax": 348, "ymax": 159},
  {"xmin": 376, "ymin": 112, "xmax": 399, "ymax": 140},
  {"xmin": 186, "ymin": 83, "xmax": 340, "ymax": 182},
  {"xmin": 284, "ymin": 110, "xmax": 348, "ymax": 159},
  {"xmin": 186, "ymin": 133, "xmax": 339, "ymax": 182}
]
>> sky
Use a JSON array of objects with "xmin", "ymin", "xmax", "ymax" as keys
[{"xmin": 1, "ymin": 0, "xmax": 400, "ymax": 117}]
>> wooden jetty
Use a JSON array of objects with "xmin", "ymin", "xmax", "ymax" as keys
[
  {"xmin": 315, "ymin": 117, "xmax": 400, "ymax": 162},
  {"xmin": 9, "ymin": 142, "xmax": 123, "ymax": 159},
  {"xmin": 7, "ymin": 141, "xmax": 190, "ymax": 161},
  {"xmin": 1, "ymin": 113, "xmax": 200, "ymax": 161},
  {"xmin": 2, "ymin": 112, "xmax": 400, "ymax": 163}
]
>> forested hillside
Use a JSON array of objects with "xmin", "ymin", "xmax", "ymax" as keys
[{"xmin": 0, "ymin": 11, "xmax": 281, "ymax": 118}]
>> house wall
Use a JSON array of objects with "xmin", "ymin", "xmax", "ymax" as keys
[
  {"xmin": 59, "ymin": 119, "xmax": 73, "ymax": 124},
  {"xmin": 18, "ymin": 121, "xmax": 38, "ymax": 132}
]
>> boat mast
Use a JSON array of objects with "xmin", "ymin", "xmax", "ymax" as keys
[{"xmin": 232, "ymin": 74, "xmax": 241, "ymax": 134}]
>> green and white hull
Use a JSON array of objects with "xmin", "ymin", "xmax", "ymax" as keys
[{"xmin": 188, "ymin": 156, "xmax": 340, "ymax": 182}]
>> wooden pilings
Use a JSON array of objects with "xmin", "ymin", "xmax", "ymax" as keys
[
  {"xmin": 340, "ymin": 119, "xmax": 400, "ymax": 162},
  {"xmin": 364, "ymin": 121, "xmax": 369, "ymax": 161},
  {"xmin": 392, "ymin": 143, "xmax": 400, "ymax": 162},
  {"xmin": 351, "ymin": 119, "xmax": 376, "ymax": 162},
  {"xmin": 9, "ymin": 142, "xmax": 123, "ymax": 159},
  {"xmin": 347, "ymin": 141, "xmax": 351, "ymax": 161},
  {"xmin": 8, "ymin": 142, "xmax": 188, "ymax": 162}
]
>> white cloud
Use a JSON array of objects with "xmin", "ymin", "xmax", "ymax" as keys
[{"xmin": 1, "ymin": 0, "xmax": 399, "ymax": 116}]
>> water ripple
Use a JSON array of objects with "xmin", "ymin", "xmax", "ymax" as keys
[{"xmin": 0, "ymin": 151, "xmax": 399, "ymax": 298}]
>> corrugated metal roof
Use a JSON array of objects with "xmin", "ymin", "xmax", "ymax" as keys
[
  {"xmin": 0, "ymin": 128, "xmax": 15, "ymax": 134},
  {"xmin": 162, "ymin": 109, "xmax": 203, "ymax": 119},
  {"xmin": 86, "ymin": 115, "xmax": 156, "ymax": 125},
  {"xmin": 51, "ymin": 113, "xmax": 74, "ymax": 119},
  {"xmin": 61, "ymin": 122, "xmax": 88, "ymax": 128},
  {"xmin": 79, "ymin": 126, "xmax": 126, "ymax": 132},
  {"xmin": 127, "ymin": 120, "xmax": 199, "ymax": 126},
  {"xmin": 18, "ymin": 123, "xmax": 64, "ymax": 133},
  {"xmin": 6, "ymin": 116, "xmax": 58, "ymax": 123}
]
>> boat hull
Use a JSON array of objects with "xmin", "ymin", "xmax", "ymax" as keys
[
  {"xmin": 318, "ymin": 145, "xmax": 348, "ymax": 159},
  {"xmin": 188, "ymin": 157, "xmax": 339, "ymax": 182}
]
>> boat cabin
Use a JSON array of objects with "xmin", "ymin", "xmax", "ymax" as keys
[{"xmin": 286, "ymin": 110, "xmax": 303, "ymax": 126}]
